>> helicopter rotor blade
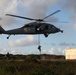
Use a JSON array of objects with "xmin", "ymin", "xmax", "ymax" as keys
[
  {"xmin": 43, "ymin": 10, "xmax": 61, "ymax": 20},
  {"xmin": 6, "ymin": 14, "xmax": 35, "ymax": 20},
  {"xmin": 44, "ymin": 21, "xmax": 68, "ymax": 23},
  {"xmin": 54, "ymin": 21, "xmax": 68, "ymax": 23},
  {"xmin": 6, "ymin": 10, "xmax": 61, "ymax": 22}
]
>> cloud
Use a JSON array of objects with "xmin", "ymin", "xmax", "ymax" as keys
[
  {"xmin": 1, "ymin": 0, "xmax": 76, "ymax": 28},
  {"xmin": 20, "ymin": 0, "xmax": 61, "ymax": 23},
  {"xmin": 42, "ymin": 47, "xmax": 64, "ymax": 55},
  {"xmin": 9, "ymin": 35, "xmax": 39, "ymax": 47},
  {"xmin": 51, "ymin": 43, "xmax": 56, "ymax": 46},
  {"xmin": 65, "ymin": 0, "xmax": 76, "ymax": 14},
  {"xmin": 73, "ymin": 23, "xmax": 76, "ymax": 30},
  {"xmin": 63, "ymin": 0, "xmax": 76, "ymax": 30},
  {"xmin": 0, "ymin": 0, "xmax": 62, "ymax": 28},
  {"xmin": 0, "ymin": 47, "xmax": 22, "ymax": 54},
  {"xmin": 0, "ymin": 0, "xmax": 19, "ymax": 27},
  {"xmin": 59, "ymin": 42, "xmax": 76, "ymax": 46}
]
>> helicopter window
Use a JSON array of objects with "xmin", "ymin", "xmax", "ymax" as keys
[
  {"xmin": 51, "ymin": 25, "xmax": 55, "ymax": 28},
  {"xmin": 24, "ymin": 28, "xmax": 28, "ymax": 31},
  {"xmin": 50, "ymin": 25, "xmax": 52, "ymax": 28},
  {"xmin": 52, "ymin": 26, "xmax": 54, "ymax": 28},
  {"xmin": 22, "ymin": 25, "xmax": 32, "ymax": 28}
]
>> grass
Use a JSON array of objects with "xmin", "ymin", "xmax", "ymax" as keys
[
  {"xmin": 0, "ymin": 59, "xmax": 76, "ymax": 75},
  {"xmin": 0, "ymin": 54, "xmax": 75, "ymax": 75}
]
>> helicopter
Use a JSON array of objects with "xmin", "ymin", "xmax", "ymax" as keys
[{"xmin": 0, "ymin": 10, "xmax": 63, "ymax": 39}]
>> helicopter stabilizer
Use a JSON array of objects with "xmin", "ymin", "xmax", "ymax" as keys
[{"xmin": 0, "ymin": 26, "xmax": 5, "ymax": 34}]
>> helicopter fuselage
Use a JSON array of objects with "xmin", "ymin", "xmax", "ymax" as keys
[
  {"xmin": 0, "ymin": 22, "xmax": 63, "ymax": 39},
  {"xmin": 2, "ymin": 22, "xmax": 63, "ymax": 38}
]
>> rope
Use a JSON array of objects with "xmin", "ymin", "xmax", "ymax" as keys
[{"xmin": 38, "ymin": 35, "xmax": 41, "ymax": 54}]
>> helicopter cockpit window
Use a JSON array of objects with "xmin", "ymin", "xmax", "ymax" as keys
[
  {"xmin": 51, "ymin": 25, "xmax": 55, "ymax": 28},
  {"xmin": 22, "ymin": 24, "xmax": 32, "ymax": 28}
]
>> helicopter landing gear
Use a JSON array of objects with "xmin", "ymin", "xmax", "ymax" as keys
[
  {"xmin": 61, "ymin": 30, "xmax": 63, "ymax": 33},
  {"xmin": 7, "ymin": 35, "xmax": 11, "ymax": 39},
  {"xmin": 44, "ymin": 33, "xmax": 49, "ymax": 37}
]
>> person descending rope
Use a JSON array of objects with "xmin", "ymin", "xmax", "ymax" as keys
[
  {"xmin": 38, "ymin": 35, "xmax": 41, "ymax": 54},
  {"xmin": 38, "ymin": 45, "xmax": 41, "ymax": 53}
]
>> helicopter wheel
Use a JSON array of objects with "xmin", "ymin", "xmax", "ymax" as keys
[
  {"xmin": 7, "ymin": 35, "xmax": 11, "ymax": 39},
  {"xmin": 61, "ymin": 30, "xmax": 63, "ymax": 33},
  {"xmin": 44, "ymin": 33, "xmax": 49, "ymax": 37}
]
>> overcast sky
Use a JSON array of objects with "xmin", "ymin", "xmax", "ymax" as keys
[{"xmin": 0, "ymin": 0, "xmax": 76, "ymax": 55}]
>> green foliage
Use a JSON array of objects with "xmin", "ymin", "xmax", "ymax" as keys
[
  {"xmin": 0, "ymin": 60, "xmax": 76, "ymax": 75},
  {"xmin": 0, "ymin": 54, "xmax": 76, "ymax": 75}
]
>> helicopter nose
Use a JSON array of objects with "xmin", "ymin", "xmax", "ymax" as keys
[
  {"xmin": 60, "ymin": 30, "xmax": 63, "ymax": 33},
  {"xmin": 57, "ymin": 28, "xmax": 63, "ymax": 33}
]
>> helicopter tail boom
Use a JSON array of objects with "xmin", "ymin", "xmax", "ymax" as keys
[{"xmin": 0, "ymin": 26, "xmax": 5, "ymax": 34}]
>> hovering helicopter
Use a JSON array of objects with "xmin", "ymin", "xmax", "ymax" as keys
[{"xmin": 0, "ymin": 10, "xmax": 63, "ymax": 39}]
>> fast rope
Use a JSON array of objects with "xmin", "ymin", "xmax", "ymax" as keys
[{"xmin": 38, "ymin": 35, "xmax": 41, "ymax": 54}]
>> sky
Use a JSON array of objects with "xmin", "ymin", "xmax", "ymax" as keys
[{"xmin": 0, "ymin": 0, "xmax": 76, "ymax": 55}]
